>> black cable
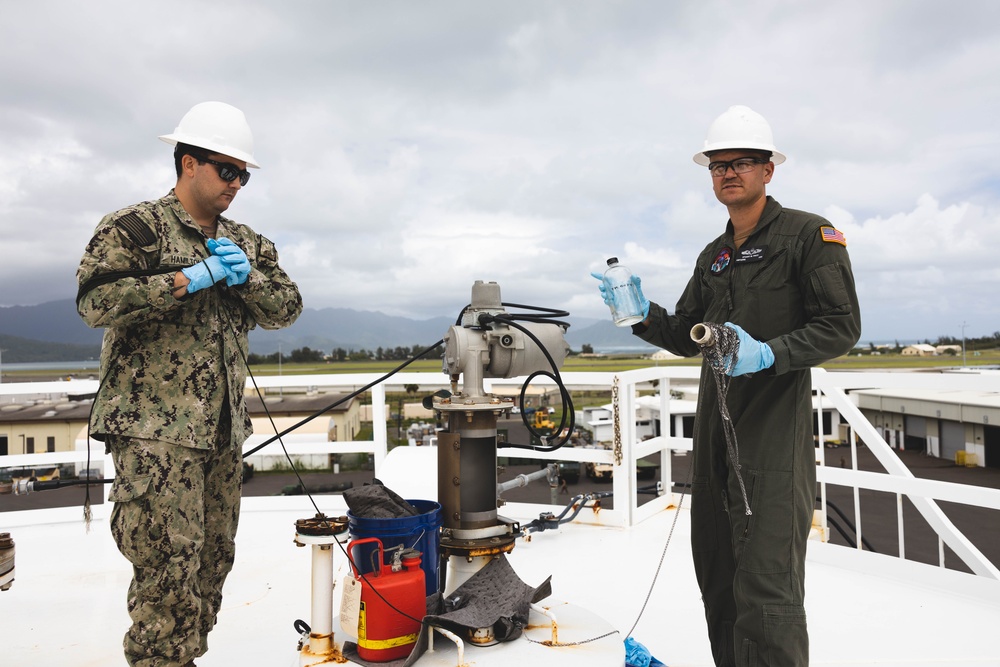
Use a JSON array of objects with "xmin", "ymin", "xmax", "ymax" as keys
[
  {"xmin": 825, "ymin": 515, "xmax": 858, "ymax": 549},
  {"xmin": 510, "ymin": 370, "xmax": 575, "ymax": 450},
  {"xmin": 26, "ymin": 478, "xmax": 113, "ymax": 492},
  {"xmin": 81, "ymin": 345, "xmax": 116, "ymax": 525},
  {"xmin": 498, "ymin": 301, "xmax": 571, "ymax": 325},
  {"xmin": 452, "ymin": 301, "xmax": 571, "ymax": 328},
  {"xmin": 478, "ymin": 312, "xmax": 576, "ymax": 452},
  {"xmin": 198, "ymin": 252, "xmax": 333, "ymax": 514},
  {"xmin": 76, "ymin": 265, "xmax": 188, "ymax": 307},
  {"xmin": 819, "ymin": 495, "xmax": 878, "ymax": 553},
  {"xmin": 520, "ymin": 491, "xmax": 614, "ymax": 534},
  {"xmin": 242, "ymin": 340, "xmax": 445, "ymax": 458}
]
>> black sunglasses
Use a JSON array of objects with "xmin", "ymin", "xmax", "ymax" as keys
[{"xmin": 195, "ymin": 155, "xmax": 251, "ymax": 186}]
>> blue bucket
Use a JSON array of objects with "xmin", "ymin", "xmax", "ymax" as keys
[{"xmin": 347, "ymin": 499, "xmax": 442, "ymax": 596}]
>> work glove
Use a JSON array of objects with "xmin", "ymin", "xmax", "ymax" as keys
[
  {"xmin": 181, "ymin": 256, "xmax": 229, "ymax": 294},
  {"xmin": 589, "ymin": 272, "xmax": 651, "ymax": 319},
  {"xmin": 631, "ymin": 275, "xmax": 651, "ymax": 319},
  {"xmin": 624, "ymin": 637, "xmax": 652, "ymax": 667},
  {"xmin": 208, "ymin": 237, "xmax": 251, "ymax": 286},
  {"xmin": 725, "ymin": 322, "xmax": 775, "ymax": 377}
]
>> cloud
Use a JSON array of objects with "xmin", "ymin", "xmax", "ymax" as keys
[
  {"xmin": 1, "ymin": 0, "xmax": 998, "ymax": 344},
  {"xmin": 827, "ymin": 195, "xmax": 1000, "ymax": 339}
]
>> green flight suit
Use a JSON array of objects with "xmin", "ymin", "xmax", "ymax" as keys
[
  {"xmin": 77, "ymin": 191, "xmax": 303, "ymax": 666},
  {"xmin": 634, "ymin": 196, "xmax": 861, "ymax": 666}
]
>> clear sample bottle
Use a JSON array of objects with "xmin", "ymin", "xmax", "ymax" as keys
[{"xmin": 604, "ymin": 257, "xmax": 644, "ymax": 327}]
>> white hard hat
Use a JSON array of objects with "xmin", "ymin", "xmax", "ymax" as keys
[
  {"xmin": 158, "ymin": 101, "xmax": 259, "ymax": 168},
  {"xmin": 693, "ymin": 105, "xmax": 785, "ymax": 166}
]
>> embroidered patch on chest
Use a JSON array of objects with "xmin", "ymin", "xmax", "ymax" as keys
[
  {"xmin": 711, "ymin": 246, "xmax": 732, "ymax": 275},
  {"xmin": 734, "ymin": 245, "xmax": 767, "ymax": 263},
  {"xmin": 820, "ymin": 226, "xmax": 847, "ymax": 246}
]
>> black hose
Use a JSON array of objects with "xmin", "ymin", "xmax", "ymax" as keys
[
  {"xmin": 480, "ymin": 313, "xmax": 576, "ymax": 452},
  {"xmin": 819, "ymin": 496, "xmax": 879, "ymax": 553},
  {"xmin": 521, "ymin": 491, "xmax": 614, "ymax": 534}
]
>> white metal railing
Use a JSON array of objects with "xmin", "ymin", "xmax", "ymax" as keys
[
  {"xmin": 2, "ymin": 367, "xmax": 999, "ymax": 583},
  {"xmin": 810, "ymin": 369, "xmax": 1000, "ymax": 580}
]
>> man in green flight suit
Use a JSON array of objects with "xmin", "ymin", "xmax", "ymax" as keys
[
  {"xmin": 77, "ymin": 101, "xmax": 303, "ymax": 667},
  {"xmin": 594, "ymin": 105, "xmax": 861, "ymax": 666}
]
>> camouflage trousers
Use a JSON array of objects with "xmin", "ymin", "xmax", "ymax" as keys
[{"xmin": 108, "ymin": 430, "xmax": 242, "ymax": 667}]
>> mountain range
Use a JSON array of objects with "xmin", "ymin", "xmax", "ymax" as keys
[{"xmin": 0, "ymin": 299, "xmax": 654, "ymax": 363}]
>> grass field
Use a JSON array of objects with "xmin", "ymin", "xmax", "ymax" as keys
[
  {"xmin": 4, "ymin": 348, "xmax": 998, "ymax": 382},
  {"xmin": 237, "ymin": 348, "xmax": 1000, "ymax": 376}
]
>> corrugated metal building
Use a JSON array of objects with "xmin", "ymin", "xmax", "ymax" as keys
[{"xmin": 853, "ymin": 388, "xmax": 1000, "ymax": 467}]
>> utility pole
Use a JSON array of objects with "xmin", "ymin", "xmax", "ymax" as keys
[{"xmin": 961, "ymin": 321, "xmax": 968, "ymax": 367}]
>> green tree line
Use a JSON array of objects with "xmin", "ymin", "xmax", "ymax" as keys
[{"xmin": 246, "ymin": 344, "xmax": 435, "ymax": 365}]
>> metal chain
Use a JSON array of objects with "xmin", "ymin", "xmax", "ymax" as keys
[
  {"xmin": 698, "ymin": 322, "xmax": 752, "ymax": 516},
  {"xmin": 521, "ymin": 628, "xmax": 620, "ymax": 647},
  {"xmin": 611, "ymin": 375, "xmax": 623, "ymax": 466}
]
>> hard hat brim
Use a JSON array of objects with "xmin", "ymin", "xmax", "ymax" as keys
[
  {"xmin": 693, "ymin": 142, "xmax": 786, "ymax": 167},
  {"xmin": 158, "ymin": 133, "xmax": 260, "ymax": 169}
]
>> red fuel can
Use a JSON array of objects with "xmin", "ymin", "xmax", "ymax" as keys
[{"xmin": 348, "ymin": 537, "xmax": 425, "ymax": 662}]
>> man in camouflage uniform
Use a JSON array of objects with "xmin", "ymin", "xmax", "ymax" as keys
[{"xmin": 76, "ymin": 102, "xmax": 303, "ymax": 667}]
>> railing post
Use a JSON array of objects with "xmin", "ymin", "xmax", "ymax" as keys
[
  {"xmin": 897, "ymin": 493, "xmax": 906, "ymax": 559},
  {"xmin": 613, "ymin": 373, "xmax": 638, "ymax": 527},
  {"xmin": 849, "ymin": 424, "xmax": 863, "ymax": 551},
  {"xmin": 815, "ymin": 389, "xmax": 828, "ymax": 541},
  {"xmin": 371, "ymin": 383, "xmax": 388, "ymax": 471},
  {"xmin": 659, "ymin": 380, "xmax": 673, "ymax": 506}
]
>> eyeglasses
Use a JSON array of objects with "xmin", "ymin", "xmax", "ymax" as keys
[
  {"xmin": 708, "ymin": 157, "xmax": 768, "ymax": 178},
  {"xmin": 196, "ymin": 155, "xmax": 251, "ymax": 186}
]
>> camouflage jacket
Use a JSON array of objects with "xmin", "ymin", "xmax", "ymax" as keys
[{"xmin": 76, "ymin": 190, "xmax": 303, "ymax": 449}]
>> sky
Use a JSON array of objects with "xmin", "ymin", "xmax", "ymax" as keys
[{"xmin": 1, "ymin": 0, "xmax": 998, "ymax": 344}]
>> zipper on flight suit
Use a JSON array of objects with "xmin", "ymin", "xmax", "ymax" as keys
[
  {"xmin": 745, "ymin": 247, "xmax": 788, "ymax": 288},
  {"xmin": 739, "ymin": 473, "xmax": 756, "ymax": 540}
]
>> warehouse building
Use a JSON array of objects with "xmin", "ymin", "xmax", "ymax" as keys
[{"xmin": 853, "ymin": 387, "xmax": 1000, "ymax": 467}]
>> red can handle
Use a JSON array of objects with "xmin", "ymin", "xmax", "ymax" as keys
[{"xmin": 346, "ymin": 537, "xmax": 384, "ymax": 578}]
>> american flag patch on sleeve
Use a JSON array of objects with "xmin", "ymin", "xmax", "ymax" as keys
[{"xmin": 820, "ymin": 226, "xmax": 847, "ymax": 246}]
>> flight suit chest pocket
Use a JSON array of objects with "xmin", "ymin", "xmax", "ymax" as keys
[
  {"xmin": 744, "ymin": 247, "xmax": 789, "ymax": 288},
  {"xmin": 700, "ymin": 269, "xmax": 733, "ymax": 318},
  {"xmin": 737, "ymin": 248, "xmax": 797, "ymax": 337}
]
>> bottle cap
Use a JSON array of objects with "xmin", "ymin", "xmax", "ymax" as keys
[{"xmin": 606, "ymin": 257, "xmax": 618, "ymax": 266}]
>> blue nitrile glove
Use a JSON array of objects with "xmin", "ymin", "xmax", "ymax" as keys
[
  {"xmin": 625, "ymin": 637, "xmax": 652, "ymax": 667},
  {"xmin": 589, "ymin": 272, "xmax": 651, "ymax": 319},
  {"xmin": 725, "ymin": 321, "xmax": 775, "ymax": 377},
  {"xmin": 207, "ymin": 237, "xmax": 251, "ymax": 286},
  {"xmin": 632, "ymin": 275, "xmax": 651, "ymax": 319},
  {"xmin": 589, "ymin": 271, "xmax": 614, "ymax": 306},
  {"xmin": 181, "ymin": 256, "xmax": 229, "ymax": 293}
]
